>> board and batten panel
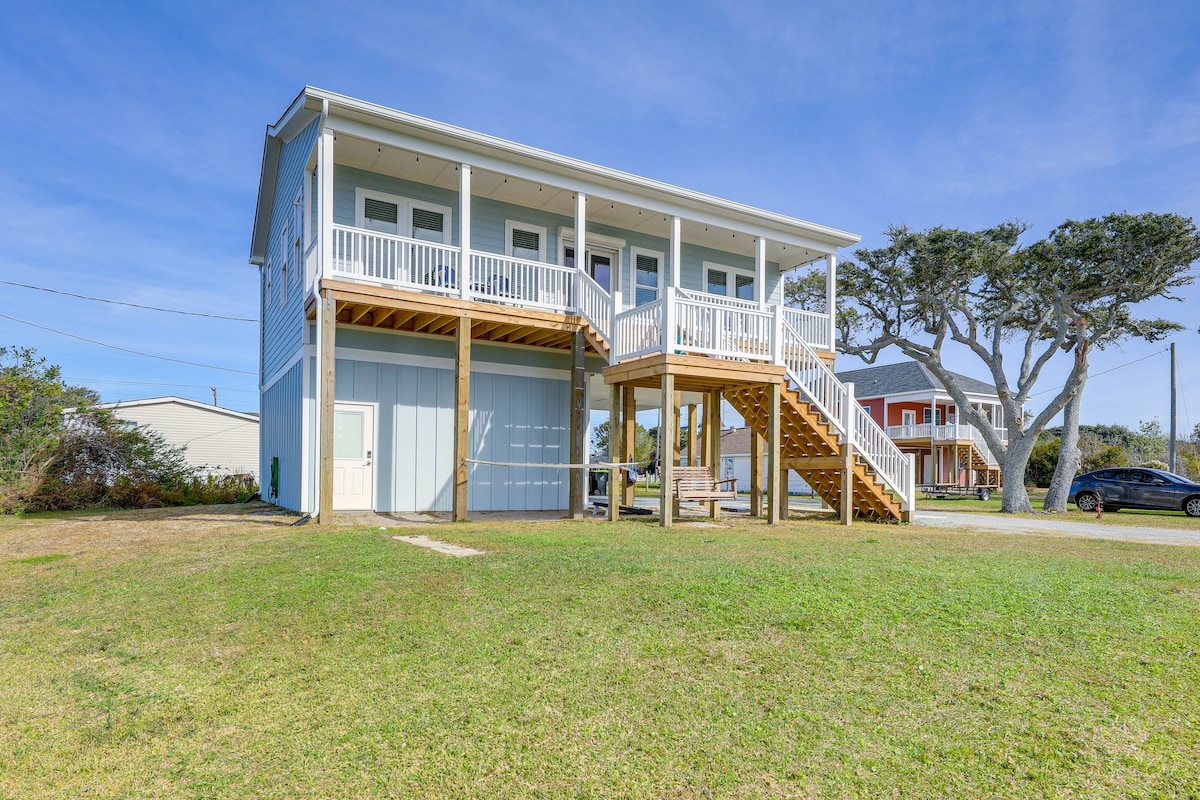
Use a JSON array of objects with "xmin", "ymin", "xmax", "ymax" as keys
[
  {"xmin": 469, "ymin": 372, "xmax": 569, "ymax": 512},
  {"xmin": 332, "ymin": 352, "xmax": 570, "ymax": 513},
  {"xmin": 261, "ymin": 361, "xmax": 304, "ymax": 510}
]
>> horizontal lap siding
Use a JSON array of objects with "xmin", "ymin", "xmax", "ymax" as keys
[
  {"xmin": 263, "ymin": 117, "xmax": 320, "ymax": 381},
  {"xmin": 261, "ymin": 360, "xmax": 304, "ymax": 510},
  {"xmin": 109, "ymin": 405, "xmax": 258, "ymax": 477},
  {"xmin": 331, "ymin": 169, "xmax": 786, "ymax": 302}
]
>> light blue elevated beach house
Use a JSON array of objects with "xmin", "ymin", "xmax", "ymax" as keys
[{"xmin": 249, "ymin": 88, "xmax": 915, "ymax": 525}]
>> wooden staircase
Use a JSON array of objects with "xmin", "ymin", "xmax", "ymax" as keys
[
  {"xmin": 725, "ymin": 382, "xmax": 905, "ymax": 522},
  {"xmin": 956, "ymin": 441, "xmax": 1000, "ymax": 487}
]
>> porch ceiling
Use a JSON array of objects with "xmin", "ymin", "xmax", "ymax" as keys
[
  {"xmin": 308, "ymin": 280, "xmax": 607, "ymax": 355},
  {"xmin": 333, "ymin": 133, "xmax": 828, "ymax": 267}
]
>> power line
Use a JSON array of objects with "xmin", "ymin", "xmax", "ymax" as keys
[
  {"xmin": 0, "ymin": 279, "xmax": 256, "ymax": 322},
  {"xmin": 69, "ymin": 377, "xmax": 257, "ymax": 394},
  {"xmin": 1029, "ymin": 348, "xmax": 1169, "ymax": 397},
  {"xmin": 0, "ymin": 313, "xmax": 256, "ymax": 375}
]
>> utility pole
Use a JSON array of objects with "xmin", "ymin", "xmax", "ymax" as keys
[
  {"xmin": 1169, "ymin": 342, "xmax": 1177, "ymax": 473},
  {"xmin": 211, "ymin": 386, "xmax": 218, "ymax": 407}
]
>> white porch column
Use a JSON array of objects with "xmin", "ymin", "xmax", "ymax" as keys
[
  {"xmin": 459, "ymin": 164, "xmax": 471, "ymax": 300},
  {"xmin": 318, "ymin": 129, "xmax": 334, "ymax": 283},
  {"xmin": 825, "ymin": 253, "xmax": 837, "ymax": 350},
  {"xmin": 670, "ymin": 216, "xmax": 681, "ymax": 289},
  {"xmin": 575, "ymin": 193, "xmax": 587, "ymax": 309},
  {"xmin": 755, "ymin": 236, "xmax": 767, "ymax": 309}
]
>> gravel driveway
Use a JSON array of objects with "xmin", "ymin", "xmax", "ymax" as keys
[{"xmin": 915, "ymin": 510, "xmax": 1200, "ymax": 547}]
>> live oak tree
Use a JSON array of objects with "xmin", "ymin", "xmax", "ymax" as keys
[
  {"xmin": 1035, "ymin": 214, "xmax": 1199, "ymax": 510},
  {"xmin": 795, "ymin": 214, "xmax": 1198, "ymax": 513}
]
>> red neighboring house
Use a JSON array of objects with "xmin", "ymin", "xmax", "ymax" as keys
[{"xmin": 835, "ymin": 362, "xmax": 1008, "ymax": 489}]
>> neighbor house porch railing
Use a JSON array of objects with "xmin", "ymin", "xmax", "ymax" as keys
[{"xmin": 885, "ymin": 423, "xmax": 1007, "ymax": 466}]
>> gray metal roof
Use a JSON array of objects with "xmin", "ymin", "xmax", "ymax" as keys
[{"xmin": 834, "ymin": 361, "xmax": 998, "ymax": 399}]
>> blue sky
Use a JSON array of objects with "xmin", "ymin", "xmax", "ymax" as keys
[{"xmin": 2, "ymin": 0, "xmax": 1198, "ymax": 433}]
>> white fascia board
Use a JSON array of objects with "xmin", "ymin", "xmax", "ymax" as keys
[
  {"xmin": 249, "ymin": 133, "xmax": 282, "ymax": 266},
  {"xmin": 310, "ymin": 87, "xmax": 859, "ymax": 252},
  {"xmin": 97, "ymin": 396, "xmax": 260, "ymax": 423},
  {"xmin": 859, "ymin": 388, "xmax": 1001, "ymax": 403}
]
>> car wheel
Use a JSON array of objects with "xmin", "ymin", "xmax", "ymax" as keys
[
  {"xmin": 977, "ymin": 488, "xmax": 991, "ymax": 502},
  {"xmin": 1074, "ymin": 492, "xmax": 1099, "ymax": 512},
  {"xmin": 1185, "ymin": 496, "xmax": 1200, "ymax": 518}
]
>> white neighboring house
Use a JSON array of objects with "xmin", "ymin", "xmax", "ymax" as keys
[
  {"xmin": 95, "ymin": 397, "xmax": 260, "ymax": 479},
  {"xmin": 682, "ymin": 427, "xmax": 814, "ymax": 496}
]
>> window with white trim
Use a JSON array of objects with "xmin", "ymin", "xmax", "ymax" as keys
[
  {"xmin": 923, "ymin": 407, "xmax": 943, "ymax": 424},
  {"xmin": 631, "ymin": 247, "xmax": 662, "ymax": 306},
  {"xmin": 355, "ymin": 189, "xmax": 453, "ymax": 244},
  {"xmin": 704, "ymin": 262, "xmax": 755, "ymax": 300},
  {"xmin": 506, "ymin": 221, "xmax": 547, "ymax": 262},
  {"xmin": 902, "ymin": 410, "xmax": 917, "ymax": 426},
  {"xmin": 292, "ymin": 188, "xmax": 304, "ymax": 288}
]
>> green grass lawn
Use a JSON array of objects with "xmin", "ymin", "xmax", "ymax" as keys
[{"xmin": 2, "ymin": 507, "xmax": 1198, "ymax": 798}]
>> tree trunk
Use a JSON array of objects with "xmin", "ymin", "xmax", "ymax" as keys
[
  {"xmin": 1044, "ymin": 387, "xmax": 1084, "ymax": 511},
  {"xmin": 998, "ymin": 432, "xmax": 1038, "ymax": 513}
]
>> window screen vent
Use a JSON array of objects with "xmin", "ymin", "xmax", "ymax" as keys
[
  {"xmin": 511, "ymin": 228, "xmax": 540, "ymax": 252},
  {"xmin": 364, "ymin": 198, "xmax": 398, "ymax": 224},
  {"xmin": 412, "ymin": 208, "xmax": 444, "ymax": 233}
]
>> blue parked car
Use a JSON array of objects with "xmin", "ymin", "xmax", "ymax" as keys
[{"xmin": 1069, "ymin": 467, "xmax": 1200, "ymax": 517}]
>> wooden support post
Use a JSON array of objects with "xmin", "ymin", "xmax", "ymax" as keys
[
  {"xmin": 569, "ymin": 331, "xmax": 587, "ymax": 519},
  {"xmin": 608, "ymin": 384, "xmax": 621, "ymax": 522},
  {"xmin": 659, "ymin": 373, "xmax": 676, "ymax": 527},
  {"xmin": 453, "ymin": 316, "xmax": 471, "ymax": 522},
  {"xmin": 318, "ymin": 289, "xmax": 336, "ymax": 525},
  {"xmin": 622, "ymin": 387, "xmax": 636, "ymax": 506},
  {"xmin": 687, "ymin": 404, "xmax": 697, "ymax": 466},
  {"xmin": 707, "ymin": 388, "xmax": 721, "ymax": 519},
  {"xmin": 673, "ymin": 390, "xmax": 682, "ymax": 519},
  {"xmin": 766, "ymin": 382, "xmax": 780, "ymax": 525},
  {"xmin": 778, "ymin": 467, "xmax": 789, "ymax": 520},
  {"xmin": 750, "ymin": 431, "xmax": 763, "ymax": 518}
]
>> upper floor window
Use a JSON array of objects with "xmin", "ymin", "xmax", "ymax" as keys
[
  {"xmin": 355, "ymin": 188, "xmax": 451, "ymax": 244},
  {"xmin": 705, "ymin": 262, "xmax": 754, "ymax": 301},
  {"xmin": 631, "ymin": 247, "xmax": 662, "ymax": 306},
  {"xmin": 923, "ymin": 407, "xmax": 944, "ymax": 425},
  {"xmin": 506, "ymin": 221, "xmax": 547, "ymax": 262}
]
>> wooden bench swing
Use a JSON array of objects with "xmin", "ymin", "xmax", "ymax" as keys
[{"xmin": 671, "ymin": 465, "xmax": 738, "ymax": 503}]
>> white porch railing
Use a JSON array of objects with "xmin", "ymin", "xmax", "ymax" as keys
[
  {"xmin": 778, "ymin": 318, "xmax": 913, "ymax": 509},
  {"xmin": 613, "ymin": 298, "xmax": 665, "ymax": 361},
  {"xmin": 328, "ymin": 226, "xmax": 841, "ymax": 363},
  {"xmin": 577, "ymin": 270, "xmax": 612, "ymax": 343},
  {"xmin": 674, "ymin": 292, "xmax": 774, "ymax": 361},
  {"xmin": 331, "ymin": 224, "xmax": 461, "ymax": 293},
  {"xmin": 884, "ymin": 423, "xmax": 1006, "ymax": 467},
  {"xmin": 782, "ymin": 308, "xmax": 831, "ymax": 351}
]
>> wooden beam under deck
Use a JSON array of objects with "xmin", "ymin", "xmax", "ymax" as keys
[
  {"xmin": 307, "ymin": 279, "xmax": 607, "ymax": 356},
  {"xmin": 602, "ymin": 353, "xmax": 785, "ymax": 393}
]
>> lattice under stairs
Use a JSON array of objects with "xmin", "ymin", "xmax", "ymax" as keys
[{"xmin": 725, "ymin": 382, "xmax": 905, "ymax": 522}]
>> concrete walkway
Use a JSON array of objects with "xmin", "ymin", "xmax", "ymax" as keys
[{"xmin": 915, "ymin": 510, "xmax": 1200, "ymax": 547}]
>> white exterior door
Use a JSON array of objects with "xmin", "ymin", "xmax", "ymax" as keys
[{"xmin": 333, "ymin": 403, "xmax": 375, "ymax": 510}]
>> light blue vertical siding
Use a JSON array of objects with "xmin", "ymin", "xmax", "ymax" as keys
[
  {"xmin": 331, "ymin": 345, "xmax": 569, "ymax": 513},
  {"xmin": 262, "ymin": 116, "xmax": 320, "ymax": 380},
  {"xmin": 261, "ymin": 359, "xmax": 303, "ymax": 511},
  {"xmin": 469, "ymin": 372, "xmax": 569, "ymax": 512}
]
